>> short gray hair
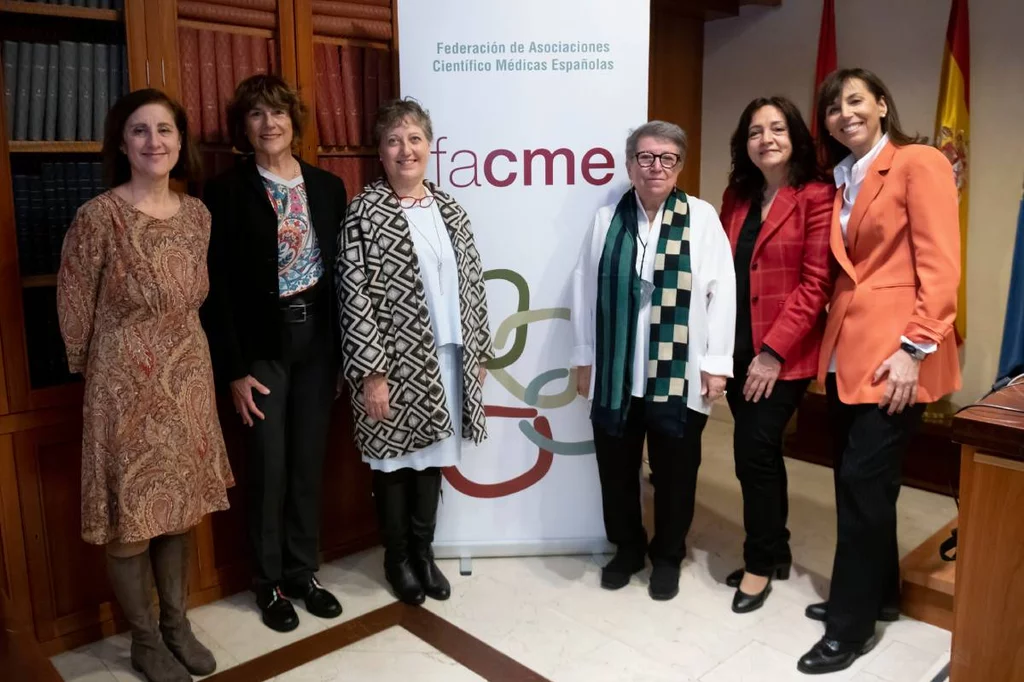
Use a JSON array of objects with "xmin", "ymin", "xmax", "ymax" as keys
[
  {"xmin": 374, "ymin": 97, "xmax": 433, "ymax": 146},
  {"xmin": 625, "ymin": 121, "xmax": 688, "ymax": 163}
]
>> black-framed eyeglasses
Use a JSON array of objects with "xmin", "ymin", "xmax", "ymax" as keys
[{"xmin": 635, "ymin": 151, "xmax": 681, "ymax": 169}]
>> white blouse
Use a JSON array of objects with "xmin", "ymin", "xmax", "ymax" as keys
[{"xmin": 404, "ymin": 201, "xmax": 463, "ymax": 347}]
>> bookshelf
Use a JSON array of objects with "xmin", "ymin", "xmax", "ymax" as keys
[{"xmin": 0, "ymin": 0, "xmax": 393, "ymax": 657}]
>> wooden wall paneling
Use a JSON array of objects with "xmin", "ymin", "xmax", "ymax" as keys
[
  {"xmin": 318, "ymin": 400, "xmax": 378, "ymax": 559},
  {"xmin": 293, "ymin": 0, "xmax": 319, "ymax": 164},
  {"xmin": 0, "ymin": 434, "xmax": 33, "ymax": 632},
  {"xmin": 124, "ymin": 0, "xmax": 151, "ymax": 89},
  {"xmin": 13, "ymin": 420, "xmax": 116, "ymax": 644},
  {"xmin": 277, "ymin": 0, "xmax": 299, "ymax": 87},
  {"xmin": 648, "ymin": 4, "xmax": 704, "ymax": 195}
]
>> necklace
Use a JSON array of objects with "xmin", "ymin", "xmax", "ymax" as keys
[{"xmin": 404, "ymin": 201, "xmax": 448, "ymax": 294}]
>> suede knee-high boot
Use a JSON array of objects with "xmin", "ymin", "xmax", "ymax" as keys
[
  {"xmin": 105, "ymin": 551, "xmax": 190, "ymax": 682},
  {"xmin": 150, "ymin": 533, "xmax": 216, "ymax": 675}
]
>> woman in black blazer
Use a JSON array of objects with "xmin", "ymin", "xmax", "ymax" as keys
[{"xmin": 201, "ymin": 74, "xmax": 346, "ymax": 633}]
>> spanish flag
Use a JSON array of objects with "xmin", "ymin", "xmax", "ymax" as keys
[
  {"xmin": 934, "ymin": 0, "xmax": 970, "ymax": 345},
  {"xmin": 811, "ymin": 0, "xmax": 836, "ymax": 140}
]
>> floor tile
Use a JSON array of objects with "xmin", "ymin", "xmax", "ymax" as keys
[
  {"xmin": 866, "ymin": 640, "xmax": 948, "ymax": 682},
  {"xmin": 50, "ymin": 649, "xmax": 117, "ymax": 682}
]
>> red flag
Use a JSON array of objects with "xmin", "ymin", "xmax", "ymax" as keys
[{"xmin": 811, "ymin": 0, "xmax": 837, "ymax": 137}]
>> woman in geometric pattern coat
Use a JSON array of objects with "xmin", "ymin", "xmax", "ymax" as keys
[{"xmin": 337, "ymin": 98, "xmax": 493, "ymax": 606}]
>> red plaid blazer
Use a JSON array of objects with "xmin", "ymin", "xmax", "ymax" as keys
[{"xmin": 720, "ymin": 181, "xmax": 835, "ymax": 380}]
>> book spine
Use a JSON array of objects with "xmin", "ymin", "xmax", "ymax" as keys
[
  {"xmin": 2, "ymin": 41, "xmax": 17, "ymax": 140},
  {"xmin": 77, "ymin": 43, "xmax": 94, "ymax": 141},
  {"xmin": 77, "ymin": 162, "xmax": 93, "ymax": 202},
  {"xmin": 63, "ymin": 162, "xmax": 80, "ymax": 227},
  {"xmin": 54, "ymin": 162, "xmax": 69, "ymax": 255},
  {"xmin": 43, "ymin": 44, "xmax": 59, "ymax": 140},
  {"xmin": 377, "ymin": 48, "xmax": 392, "ymax": 107},
  {"xmin": 13, "ymin": 175, "xmax": 31, "ymax": 274},
  {"xmin": 28, "ymin": 175, "xmax": 47, "ymax": 274},
  {"xmin": 178, "ymin": 29, "xmax": 202, "ymax": 139},
  {"xmin": 250, "ymin": 35, "xmax": 268, "ymax": 75},
  {"xmin": 362, "ymin": 48, "xmax": 378, "ymax": 145},
  {"xmin": 324, "ymin": 45, "xmax": 348, "ymax": 146},
  {"xmin": 41, "ymin": 163, "xmax": 60, "ymax": 272},
  {"xmin": 339, "ymin": 45, "xmax": 361, "ymax": 147},
  {"xmin": 93, "ymin": 44, "xmax": 109, "ymax": 141},
  {"xmin": 268, "ymin": 38, "xmax": 278, "ymax": 75},
  {"xmin": 57, "ymin": 41, "xmax": 78, "ymax": 141},
  {"xmin": 27, "ymin": 43, "xmax": 49, "ymax": 141},
  {"xmin": 213, "ymin": 31, "xmax": 233, "ymax": 141},
  {"xmin": 312, "ymin": 42, "xmax": 336, "ymax": 147},
  {"xmin": 121, "ymin": 45, "xmax": 128, "ymax": 96},
  {"xmin": 14, "ymin": 42, "xmax": 33, "ymax": 140},
  {"xmin": 108, "ymin": 41, "xmax": 121, "ymax": 107},
  {"xmin": 197, "ymin": 30, "xmax": 219, "ymax": 142},
  {"xmin": 231, "ymin": 32, "xmax": 251, "ymax": 89}
]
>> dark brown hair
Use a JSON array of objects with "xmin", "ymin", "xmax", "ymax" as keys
[
  {"xmin": 727, "ymin": 96, "xmax": 823, "ymax": 203},
  {"xmin": 815, "ymin": 67, "xmax": 924, "ymax": 169},
  {"xmin": 226, "ymin": 74, "xmax": 307, "ymax": 153},
  {"xmin": 102, "ymin": 88, "xmax": 201, "ymax": 187},
  {"xmin": 374, "ymin": 97, "xmax": 433, "ymax": 146}
]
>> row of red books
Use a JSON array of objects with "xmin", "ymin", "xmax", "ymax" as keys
[
  {"xmin": 178, "ymin": 28, "xmax": 279, "ymax": 144},
  {"xmin": 176, "ymin": 0, "xmax": 393, "ymax": 41},
  {"xmin": 319, "ymin": 156, "xmax": 382, "ymax": 197},
  {"xmin": 313, "ymin": 42, "xmax": 393, "ymax": 149}
]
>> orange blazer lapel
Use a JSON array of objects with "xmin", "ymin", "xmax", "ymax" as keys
[
  {"xmin": 830, "ymin": 189, "xmax": 857, "ymax": 282},
  {"xmin": 846, "ymin": 142, "xmax": 895, "ymax": 254}
]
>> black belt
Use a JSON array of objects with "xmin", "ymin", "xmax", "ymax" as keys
[{"xmin": 280, "ymin": 291, "xmax": 319, "ymax": 324}]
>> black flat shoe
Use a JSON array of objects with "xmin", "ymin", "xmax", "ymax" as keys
[
  {"xmin": 797, "ymin": 635, "xmax": 878, "ymax": 675},
  {"xmin": 648, "ymin": 563, "xmax": 680, "ymax": 601},
  {"xmin": 255, "ymin": 586, "xmax": 300, "ymax": 633},
  {"xmin": 732, "ymin": 582, "xmax": 772, "ymax": 613},
  {"xmin": 726, "ymin": 564, "xmax": 791, "ymax": 588},
  {"xmin": 804, "ymin": 601, "xmax": 900, "ymax": 623},
  {"xmin": 281, "ymin": 576, "xmax": 342, "ymax": 619},
  {"xmin": 600, "ymin": 551, "xmax": 646, "ymax": 590}
]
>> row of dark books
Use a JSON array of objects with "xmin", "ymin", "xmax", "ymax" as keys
[
  {"xmin": 15, "ymin": 1, "xmax": 124, "ymax": 7},
  {"xmin": 177, "ymin": 28, "xmax": 279, "ymax": 144},
  {"xmin": 312, "ymin": 43, "xmax": 392, "ymax": 148},
  {"xmin": 23, "ymin": 288, "xmax": 75, "ymax": 390},
  {"xmin": 2, "ymin": 41, "xmax": 129, "ymax": 142},
  {"xmin": 14, "ymin": 162, "xmax": 106, "ymax": 276}
]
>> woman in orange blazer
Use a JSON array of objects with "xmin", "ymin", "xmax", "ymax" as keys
[
  {"xmin": 719, "ymin": 96, "xmax": 834, "ymax": 615},
  {"xmin": 797, "ymin": 68, "xmax": 961, "ymax": 676}
]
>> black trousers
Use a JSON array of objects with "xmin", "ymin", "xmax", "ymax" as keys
[
  {"xmin": 726, "ymin": 358, "xmax": 810, "ymax": 576},
  {"xmin": 593, "ymin": 398, "xmax": 708, "ymax": 567},
  {"xmin": 824, "ymin": 374, "xmax": 924, "ymax": 642},
  {"xmin": 246, "ymin": 313, "xmax": 334, "ymax": 588}
]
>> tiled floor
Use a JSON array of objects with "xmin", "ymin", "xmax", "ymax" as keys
[{"xmin": 51, "ymin": 418, "xmax": 957, "ymax": 682}]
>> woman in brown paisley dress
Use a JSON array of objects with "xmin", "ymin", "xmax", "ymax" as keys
[{"xmin": 57, "ymin": 89, "xmax": 233, "ymax": 682}]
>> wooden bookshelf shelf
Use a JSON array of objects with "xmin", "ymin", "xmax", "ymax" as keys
[
  {"xmin": 0, "ymin": 1, "xmax": 121, "ymax": 22},
  {"xmin": 313, "ymin": 35, "xmax": 391, "ymax": 51},
  {"xmin": 317, "ymin": 146, "xmax": 377, "ymax": 157},
  {"xmin": 178, "ymin": 18, "xmax": 274, "ymax": 39},
  {"xmin": 8, "ymin": 141, "xmax": 103, "ymax": 154},
  {"xmin": 21, "ymin": 275, "xmax": 57, "ymax": 289}
]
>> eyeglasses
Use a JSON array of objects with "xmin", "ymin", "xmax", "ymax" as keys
[
  {"xmin": 634, "ymin": 152, "xmax": 681, "ymax": 170},
  {"xmin": 394, "ymin": 193, "xmax": 435, "ymax": 209}
]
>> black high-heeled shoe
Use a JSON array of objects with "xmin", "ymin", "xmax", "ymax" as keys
[
  {"xmin": 732, "ymin": 581, "xmax": 773, "ymax": 613},
  {"xmin": 725, "ymin": 563, "xmax": 791, "ymax": 588}
]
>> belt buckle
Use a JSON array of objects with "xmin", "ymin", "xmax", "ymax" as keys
[{"xmin": 288, "ymin": 301, "xmax": 308, "ymax": 323}]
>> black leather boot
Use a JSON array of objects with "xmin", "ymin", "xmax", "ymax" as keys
[
  {"xmin": 409, "ymin": 468, "xmax": 451, "ymax": 601},
  {"xmin": 373, "ymin": 470, "xmax": 425, "ymax": 605}
]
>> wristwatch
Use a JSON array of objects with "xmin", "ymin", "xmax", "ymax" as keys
[{"xmin": 900, "ymin": 341, "xmax": 927, "ymax": 361}]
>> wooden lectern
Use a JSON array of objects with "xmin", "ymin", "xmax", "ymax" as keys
[{"xmin": 948, "ymin": 382, "xmax": 1024, "ymax": 682}]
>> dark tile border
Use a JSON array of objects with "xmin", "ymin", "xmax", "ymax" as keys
[{"xmin": 204, "ymin": 601, "xmax": 551, "ymax": 682}]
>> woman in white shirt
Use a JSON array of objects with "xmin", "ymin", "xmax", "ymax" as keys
[
  {"xmin": 571, "ymin": 121, "xmax": 736, "ymax": 601},
  {"xmin": 337, "ymin": 99, "xmax": 493, "ymax": 606}
]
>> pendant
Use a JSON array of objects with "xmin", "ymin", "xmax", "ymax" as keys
[{"xmin": 438, "ymin": 262, "xmax": 444, "ymax": 295}]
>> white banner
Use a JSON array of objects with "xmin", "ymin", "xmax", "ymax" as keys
[{"xmin": 397, "ymin": 0, "xmax": 650, "ymax": 558}]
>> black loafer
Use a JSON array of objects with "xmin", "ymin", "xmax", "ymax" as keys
[
  {"xmin": 281, "ymin": 576, "xmax": 342, "ymax": 619},
  {"xmin": 732, "ymin": 582, "xmax": 772, "ymax": 613},
  {"xmin": 797, "ymin": 635, "xmax": 878, "ymax": 675},
  {"xmin": 805, "ymin": 601, "xmax": 900, "ymax": 623},
  {"xmin": 648, "ymin": 563, "xmax": 680, "ymax": 601},
  {"xmin": 255, "ymin": 586, "xmax": 300, "ymax": 633},
  {"xmin": 600, "ymin": 551, "xmax": 646, "ymax": 590},
  {"xmin": 726, "ymin": 564, "xmax": 791, "ymax": 588}
]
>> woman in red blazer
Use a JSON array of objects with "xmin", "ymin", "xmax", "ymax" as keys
[
  {"xmin": 719, "ymin": 96, "xmax": 834, "ymax": 614},
  {"xmin": 796, "ymin": 68, "xmax": 960, "ymax": 676}
]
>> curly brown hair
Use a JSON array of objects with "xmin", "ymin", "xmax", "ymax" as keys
[{"xmin": 226, "ymin": 74, "xmax": 307, "ymax": 153}]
